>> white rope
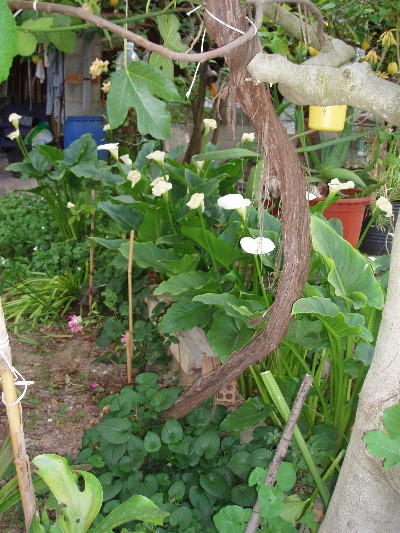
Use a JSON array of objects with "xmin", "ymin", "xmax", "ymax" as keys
[
  {"xmin": 204, "ymin": 7, "xmax": 246, "ymax": 35},
  {"xmin": 13, "ymin": 9, "xmax": 23, "ymax": 17},
  {"xmin": 33, "ymin": 0, "xmax": 38, "ymax": 11},
  {"xmin": 185, "ymin": 28, "xmax": 207, "ymax": 99},
  {"xmin": 0, "ymin": 336, "xmax": 34, "ymax": 407},
  {"xmin": 187, "ymin": 4, "xmax": 202, "ymax": 16}
]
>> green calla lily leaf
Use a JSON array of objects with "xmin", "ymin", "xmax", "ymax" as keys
[{"xmin": 310, "ymin": 216, "xmax": 384, "ymax": 310}]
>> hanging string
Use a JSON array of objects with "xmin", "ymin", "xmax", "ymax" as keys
[{"xmin": 0, "ymin": 336, "xmax": 34, "ymax": 407}]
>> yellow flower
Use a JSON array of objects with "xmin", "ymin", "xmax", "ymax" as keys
[
  {"xmin": 101, "ymin": 81, "xmax": 111, "ymax": 94},
  {"xmin": 89, "ymin": 59, "xmax": 109, "ymax": 79},
  {"xmin": 365, "ymin": 50, "xmax": 380, "ymax": 64},
  {"xmin": 375, "ymin": 71, "xmax": 390, "ymax": 79},
  {"xmin": 379, "ymin": 30, "xmax": 397, "ymax": 48}
]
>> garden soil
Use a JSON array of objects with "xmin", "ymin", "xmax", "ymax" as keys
[{"xmin": 0, "ymin": 331, "xmax": 129, "ymax": 532}]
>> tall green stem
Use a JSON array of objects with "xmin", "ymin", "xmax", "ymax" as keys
[
  {"xmin": 252, "ymin": 254, "xmax": 271, "ymax": 307},
  {"xmin": 164, "ymin": 193, "xmax": 177, "ymax": 235},
  {"xmin": 356, "ymin": 207, "xmax": 380, "ymax": 249},
  {"xmin": 198, "ymin": 210, "xmax": 218, "ymax": 272},
  {"xmin": 261, "ymin": 371, "xmax": 330, "ymax": 507}
]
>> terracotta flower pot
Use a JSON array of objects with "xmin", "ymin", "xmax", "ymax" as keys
[
  {"xmin": 323, "ymin": 196, "xmax": 372, "ymax": 247},
  {"xmin": 308, "ymin": 105, "xmax": 347, "ymax": 132}
]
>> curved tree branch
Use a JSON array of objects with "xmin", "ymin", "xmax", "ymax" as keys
[
  {"xmin": 7, "ymin": 0, "xmax": 262, "ymax": 62},
  {"xmin": 163, "ymin": 0, "xmax": 310, "ymax": 420},
  {"xmin": 247, "ymin": 53, "xmax": 400, "ymax": 126}
]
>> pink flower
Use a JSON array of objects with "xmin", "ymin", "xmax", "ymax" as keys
[
  {"xmin": 68, "ymin": 315, "xmax": 83, "ymax": 333},
  {"xmin": 120, "ymin": 334, "xmax": 127, "ymax": 345},
  {"xmin": 90, "ymin": 383, "xmax": 99, "ymax": 389}
]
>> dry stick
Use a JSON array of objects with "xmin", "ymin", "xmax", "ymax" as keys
[
  {"xmin": 245, "ymin": 374, "xmax": 314, "ymax": 533},
  {"xmin": 0, "ymin": 300, "xmax": 36, "ymax": 531},
  {"xmin": 88, "ymin": 189, "xmax": 95, "ymax": 315},
  {"xmin": 126, "ymin": 230, "xmax": 135, "ymax": 384}
]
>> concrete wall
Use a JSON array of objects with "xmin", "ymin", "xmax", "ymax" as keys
[{"xmin": 64, "ymin": 36, "xmax": 103, "ymax": 118}]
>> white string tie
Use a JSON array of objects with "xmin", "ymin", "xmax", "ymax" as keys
[
  {"xmin": 13, "ymin": 9, "xmax": 23, "ymax": 17},
  {"xmin": 0, "ymin": 336, "xmax": 34, "ymax": 407},
  {"xmin": 185, "ymin": 28, "xmax": 206, "ymax": 99},
  {"xmin": 187, "ymin": 5, "xmax": 202, "ymax": 16},
  {"xmin": 33, "ymin": 0, "xmax": 38, "ymax": 10}
]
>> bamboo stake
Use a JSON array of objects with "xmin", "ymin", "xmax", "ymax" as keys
[
  {"xmin": 0, "ymin": 299, "xmax": 36, "ymax": 531},
  {"xmin": 88, "ymin": 189, "xmax": 96, "ymax": 315},
  {"xmin": 126, "ymin": 230, "xmax": 135, "ymax": 384},
  {"xmin": 245, "ymin": 374, "xmax": 314, "ymax": 533}
]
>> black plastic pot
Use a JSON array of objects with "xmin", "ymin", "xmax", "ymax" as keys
[{"xmin": 359, "ymin": 202, "xmax": 400, "ymax": 255}]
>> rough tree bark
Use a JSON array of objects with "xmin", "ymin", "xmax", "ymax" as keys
[
  {"xmin": 164, "ymin": 0, "xmax": 310, "ymax": 419},
  {"xmin": 320, "ymin": 225, "xmax": 400, "ymax": 532}
]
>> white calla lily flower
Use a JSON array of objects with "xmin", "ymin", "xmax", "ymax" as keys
[
  {"xmin": 127, "ymin": 170, "xmax": 141, "ymax": 188},
  {"xmin": 152, "ymin": 180, "xmax": 172, "ymax": 196},
  {"xmin": 97, "ymin": 143, "xmax": 119, "ymax": 160},
  {"xmin": 306, "ymin": 191, "xmax": 317, "ymax": 201},
  {"xmin": 66, "ymin": 202, "xmax": 75, "ymax": 209},
  {"xmin": 146, "ymin": 150, "xmax": 165, "ymax": 164},
  {"xmin": 376, "ymin": 196, "xmax": 393, "ymax": 217},
  {"xmin": 203, "ymin": 118, "xmax": 217, "ymax": 130},
  {"xmin": 328, "ymin": 178, "xmax": 355, "ymax": 192},
  {"xmin": 9, "ymin": 113, "xmax": 22, "ymax": 129},
  {"xmin": 120, "ymin": 154, "xmax": 132, "ymax": 166},
  {"xmin": 240, "ymin": 236, "xmax": 275, "ymax": 255},
  {"xmin": 7, "ymin": 130, "xmax": 19, "ymax": 140},
  {"xmin": 217, "ymin": 194, "xmax": 251, "ymax": 210},
  {"xmin": 187, "ymin": 193, "xmax": 205, "ymax": 211}
]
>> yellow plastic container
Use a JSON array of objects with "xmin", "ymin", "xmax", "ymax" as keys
[{"xmin": 308, "ymin": 105, "xmax": 347, "ymax": 132}]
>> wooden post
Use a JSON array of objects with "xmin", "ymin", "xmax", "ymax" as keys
[
  {"xmin": 126, "ymin": 230, "xmax": 135, "ymax": 384},
  {"xmin": 88, "ymin": 189, "xmax": 95, "ymax": 315},
  {"xmin": 0, "ymin": 299, "xmax": 36, "ymax": 531}
]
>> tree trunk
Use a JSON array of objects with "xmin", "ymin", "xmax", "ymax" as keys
[
  {"xmin": 163, "ymin": 0, "xmax": 310, "ymax": 420},
  {"xmin": 320, "ymin": 227, "xmax": 400, "ymax": 532}
]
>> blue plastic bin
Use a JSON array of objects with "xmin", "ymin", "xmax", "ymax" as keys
[{"xmin": 64, "ymin": 116, "xmax": 107, "ymax": 157}]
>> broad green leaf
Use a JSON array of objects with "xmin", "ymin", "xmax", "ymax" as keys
[
  {"xmin": 311, "ymin": 216, "xmax": 384, "ymax": 310},
  {"xmin": 292, "ymin": 297, "xmax": 364, "ymax": 338},
  {"xmin": 280, "ymin": 495, "xmax": 308, "ymax": 526},
  {"xmin": 220, "ymin": 397, "xmax": 272, "ymax": 434},
  {"xmin": 354, "ymin": 340, "xmax": 374, "ymax": 366},
  {"xmin": 363, "ymin": 430, "xmax": 400, "ymax": 468},
  {"xmin": 213, "ymin": 505, "xmax": 252, "ymax": 533},
  {"xmin": 20, "ymin": 17, "xmax": 54, "ymax": 31},
  {"xmin": 193, "ymin": 148, "xmax": 259, "ymax": 161},
  {"xmin": 149, "ymin": 14, "xmax": 187, "ymax": 78},
  {"xmin": 16, "ymin": 31, "xmax": 37, "ymax": 56},
  {"xmin": 96, "ymin": 418, "xmax": 132, "ymax": 444},
  {"xmin": 138, "ymin": 207, "xmax": 167, "ymax": 242},
  {"xmin": 98, "ymin": 201, "xmax": 143, "ymax": 232},
  {"xmin": 154, "ymin": 271, "xmax": 216, "ymax": 296},
  {"xmin": 276, "ymin": 462, "xmax": 296, "ymax": 492},
  {"xmin": 144, "ymin": 431, "xmax": 162, "ymax": 453},
  {"xmin": 158, "ymin": 300, "xmax": 210, "ymax": 333},
  {"xmin": 168, "ymin": 480, "xmax": 185, "ymax": 501},
  {"xmin": 63, "ymin": 133, "xmax": 98, "ymax": 165},
  {"xmin": 162, "ymin": 254, "xmax": 200, "ymax": 274},
  {"xmin": 92, "ymin": 495, "xmax": 168, "ymax": 532},
  {"xmin": 230, "ymin": 484, "xmax": 257, "ymax": 507},
  {"xmin": 207, "ymin": 311, "xmax": 254, "ymax": 362},
  {"xmin": 47, "ymin": 14, "xmax": 77, "ymax": 53},
  {"xmin": 0, "ymin": 0, "xmax": 18, "ymax": 83},
  {"xmin": 193, "ymin": 429, "xmax": 220, "ymax": 459},
  {"xmin": 161, "ymin": 418, "xmax": 184, "ymax": 444},
  {"xmin": 200, "ymin": 472, "xmax": 231, "ymax": 500},
  {"xmin": 120, "ymin": 241, "xmax": 179, "ymax": 274},
  {"xmin": 169, "ymin": 506, "xmax": 193, "ymax": 529},
  {"xmin": 107, "ymin": 62, "xmax": 179, "ymax": 139},
  {"xmin": 32, "ymin": 454, "xmax": 102, "ymax": 533},
  {"xmin": 258, "ymin": 485, "xmax": 284, "ymax": 519},
  {"xmin": 364, "ymin": 402, "xmax": 400, "ymax": 468},
  {"xmin": 99, "ymin": 473, "xmax": 123, "ymax": 502},
  {"xmin": 193, "ymin": 292, "xmax": 265, "ymax": 319},
  {"xmin": 227, "ymin": 451, "xmax": 251, "ymax": 479},
  {"xmin": 150, "ymin": 387, "xmax": 181, "ymax": 412},
  {"xmin": 181, "ymin": 226, "xmax": 239, "ymax": 270}
]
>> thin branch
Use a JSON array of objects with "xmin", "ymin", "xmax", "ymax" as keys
[
  {"xmin": 248, "ymin": 0, "xmax": 326, "ymax": 47},
  {"xmin": 7, "ymin": 1, "xmax": 263, "ymax": 62},
  {"xmin": 245, "ymin": 374, "xmax": 314, "ymax": 533}
]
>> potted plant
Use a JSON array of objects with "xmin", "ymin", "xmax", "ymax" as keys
[
  {"xmin": 295, "ymin": 107, "xmax": 385, "ymax": 246},
  {"xmin": 359, "ymin": 132, "xmax": 400, "ymax": 254}
]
